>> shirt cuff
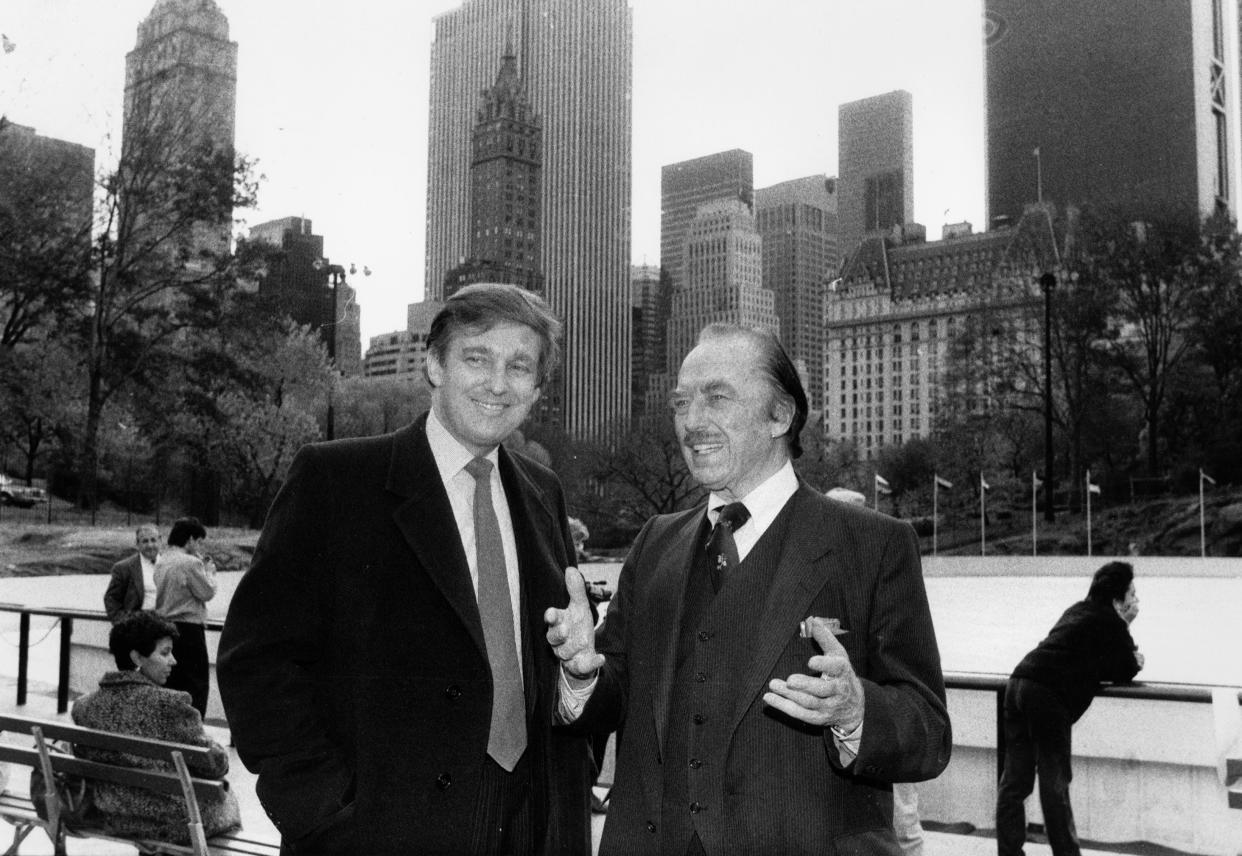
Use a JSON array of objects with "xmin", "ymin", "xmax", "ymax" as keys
[
  {"xmin": 830, "ymin": 720, "xmax": 862, "ymax": 764},
  {"xmin": 555, "ymin": 667, "xmax": 598, "ymax": 723}
]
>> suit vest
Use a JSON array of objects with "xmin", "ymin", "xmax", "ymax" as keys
[{"xmin": 660, "ymin": 504, "xmax": 794, "ymax": 855}]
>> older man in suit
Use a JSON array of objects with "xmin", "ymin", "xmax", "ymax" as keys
[
  {"xmin": 103, "ymin": 524, "xmax": 161, "ymax": 622},
  {"xmin": 547, "ymin": 323, "xmax": 951, "ymax": 856},
  {"xmin": 218, "ymin": 283, "xmax": 593, "ymax": 855}
]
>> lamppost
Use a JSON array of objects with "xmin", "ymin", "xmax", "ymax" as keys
[
  {"xmin": 1040, "ymin": 272, "xmax": 1056, "ymax": 522},
  {"xmin": 312, "ymin": 259, "xmax": 370, "ymax": 440}
]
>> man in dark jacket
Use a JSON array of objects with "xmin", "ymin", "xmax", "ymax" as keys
[
  {"xmin": 103, "ymin": 525, "xmax": 161, "ymax": 622},
  {"xmin": 996, "ymin": 561, "xmax": 1143, "ymax": 855}
]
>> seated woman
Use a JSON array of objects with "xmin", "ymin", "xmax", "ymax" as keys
[{"xmin": 70, "ymin": 610, "xmax": 241, "ymax": 843}]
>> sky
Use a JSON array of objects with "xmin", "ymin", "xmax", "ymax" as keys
[{"xmin": 2, "ymin": 0, "xmax": 986, "ymax": 342}]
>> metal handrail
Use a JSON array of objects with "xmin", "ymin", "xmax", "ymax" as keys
[
  {"xmin": 0, "ymin": 603, "xmax": 224, "ymax": 713},
  {"xmin": 943, "ymin": 670, "xmax": 1242, "ymax": 780}
]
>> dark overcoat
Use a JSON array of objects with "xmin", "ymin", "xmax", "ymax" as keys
[{"xmin": 217, "ymin": 414, "xmax": 592, "ymax": 854}]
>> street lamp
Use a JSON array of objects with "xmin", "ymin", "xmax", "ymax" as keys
[
  {"xmin": 311, "ymin": 259, "xmax": 371, "ymax": 440},
  {"xmin": 1040, "ymin": 272, "xmax": 1056, "ymax": 522}
]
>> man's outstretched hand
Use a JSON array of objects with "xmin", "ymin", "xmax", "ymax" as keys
[
  {"xmin": 544, "ymin": 567, "xmax": 605, "ymax": 679},
  {"xmin": 763, "ymin": 616, "xmax": 864, "ymax": 732}
]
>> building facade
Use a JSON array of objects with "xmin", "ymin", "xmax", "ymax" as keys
[
  {"xmin": 629, "ymin": 263, "xmax": 667, "ymax": 415},
  {"xmin": 425, "ymin": 0, "xmax": 632, "ymax": 438},
  {"xmin": 444, "ymin": 40, "xmax": 544, "ymax": 298},
  {"xmin": 985, "ymin": 0, "xmax": 1241, "ymax": 224},
  {"xmin": 825, "ymin": 220, "xmax": 1044, "ymax": 460},
  {"xmin": 838, "ymin": 90, "xmax": 914, "ymax": 258},
  {"xmin": 661, "ymin": 149, "xmax": 754, "ymax": 294},
  {"xmin": 755, "ymin": 175, "xmax": 840, "ymax": 414},
  {"xmin": 122, "ymin": 0, "xmax": 238, "ymax": 260}
]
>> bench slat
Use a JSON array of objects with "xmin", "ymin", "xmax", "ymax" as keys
[
  {"xmin": 0, "ymin": 714, "xmax": 216, "ymax": 765},
  {"xmin": 0, "ymin": 743, "xmax": 226, "ymax": 801}
]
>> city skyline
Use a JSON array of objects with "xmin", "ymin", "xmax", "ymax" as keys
[{"xmin": 2, "ymin": 0, "xmax": 986, "ymax": 342}]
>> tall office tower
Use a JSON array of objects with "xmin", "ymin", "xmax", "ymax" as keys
[
  {"xmin": 664, "ymin": 199, "xmax": 778, "ymax": 375},
  {"xmin": 986, "ymin": 0, "xmax": 1240, "ymax": 225},
  {"xmin": 660, "ymin": 149, "xmax": 754, "ymax": 294},
  {"xmin": 838, "ymin": 91, "xmax": 914, "ymax": 258},
  {"xmin": 443, "ymin": 41, "xmax": 544, "ymax": 298},
  {"xmin": 248, "ymin": 218, "xmax": 362, "ymax": 377},
  {"xmin": 0, "ymin": 120, "xmax": 96, "ymax": 262},
  {"xmin": 629, "ymin": 263, "xmax": 669, "ymax": 415},
  {"xmin": 122, "ymin": 0, "xmax": 238, "ymax": 260},
  {"xmin": 426, "ymin": 0, "xmax": 632, "ymax": 438},
  {"xmin": 755, "ymin": 175, "xmax": 840, "ymax": 415}
]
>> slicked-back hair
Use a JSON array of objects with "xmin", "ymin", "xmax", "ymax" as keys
[
  {"xmin": 1087, "ymin": 561, "xmax": 1134, "ymax": 605},
  {"xmin": 109, "ymin": 610, "xmax": 179, "ymax": 671},
  {"xmin": 167, "ymin": 516, "xmax": 206, "ymax": 547},
  {"xmin": 425, "ymin": 283, "xmax": 563, "ymax": 387},
  {"xmin": 696, "ymin": 323, "xmax": 809, "ymax": 458}
]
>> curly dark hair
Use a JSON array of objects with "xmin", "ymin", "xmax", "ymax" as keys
[
  {"xmin": 109, "ymin": 611, "xmax": 179, "ymax": 671},
  {"xmin": 1087, "ymin": 561, "xmax": 1134, "ymax": 605}
]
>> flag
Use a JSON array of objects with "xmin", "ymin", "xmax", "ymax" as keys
[
  {"xmin": 1033, "ymin": 146, "xmax": 1040, "ymax": 158},
  {"xmin": 935, "ymin": 474, "xmax": 954, "ymax": 490},
  {"xmin": 1, "ymin": 34, "xmax": 15, "ymax": 54},
  {"xmin": 1032, "ymin": 471, "xmax": 1043, "ymax": 488},
  {"xmin": 980, "ymin": 475, "xmax": 990, "ymax": 491},
  {"xmin": 874, "ymin": 473, "xmax": 891, "ymax": 494},
  {"xmin": 1201, "ymin": 469, "xmax": 1217, "ymax": 486},
  {"xmin": 1086, "ymin": 479, "xmax": 1101, "ymax": 495}
]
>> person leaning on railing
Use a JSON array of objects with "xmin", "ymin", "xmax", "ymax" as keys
[{"xmin": 69, "ymin": 611, "xmax": 240, "ymax": 843}]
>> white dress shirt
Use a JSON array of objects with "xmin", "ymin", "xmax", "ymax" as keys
[
  {"xmin": 140, "ymin": 554, "xmax": 158, "ymax": 610},
  {"xmin": 425, "ymin": 409, "xmax": 524, "ymax": 672}
]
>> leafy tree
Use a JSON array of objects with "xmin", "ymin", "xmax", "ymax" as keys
[
  {"xmin": 580, "ymin": 417, "xmax": 701, "ymax": 527},
  {"xmin": 333, "ymin": 375, "xmax": 430, "ymax": 439}
]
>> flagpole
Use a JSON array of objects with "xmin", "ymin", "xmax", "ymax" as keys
[
  {"xmin": 1200, "ymin": 468, "xmax": 1206, "ymax": 558},
  {"xmin": 1031, "ymin": 470, "xmax": 1037, "ymax": 557},
  {"xmin": 1086, "ymin": 469, "xmax": 1093, "ymax": 557},
  {"xmin": 1035, "ymin": 147, "xmax": 1043, "ymax": 204},
  {"xmin": 933, "ymin": 476, "xmax": 939, "ymax": 557},
  {"xmin": 980, "ymin": 476, "xmax": 986, "ymax": 557},
  {"xmin": 874, "ymin": 478, "xmax": 878, "ymax": 511}
]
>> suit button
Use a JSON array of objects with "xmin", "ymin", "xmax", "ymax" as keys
[
  {"xmin": 646, "ymin": 821, "xmax": 657, "ymax": 833},
  {"xmin": 689, "ymin": 758, "xmax": 702, "ymax": 769},
  {"xmin": 697, "ymin": 630, "xmax": 710, "ymax": 642},
  {"xmin": 444, "ymin": 685, "xmax": 462, "ymax": 701},
  {"xmin": 693, "ymin": 713, "xmax": 706, "ymax": 725},
  {"xmin": 689, "ymin": 802, "xmax": 703, "ymax": 814},
  {"xmin": 435, "ymin": 773, "xmax": 452, "ymax": 790},
  {"xmin": 694, "ymin": 671, "xmax": 707, "ymax": 683}
]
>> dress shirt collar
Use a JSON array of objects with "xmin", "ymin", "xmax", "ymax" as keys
[
  {"xmin": 426, "ymin": 408, "xmax": 501, "ymax": 482},
  {"xmin": 706, "ymin": 460, "xmax": 798, "ymax": 535}
]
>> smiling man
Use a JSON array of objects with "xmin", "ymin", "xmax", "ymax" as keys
[
  {"xmin": 219, "ymin": 283, "xmax": 593, "ymax": 855},
  {"xmin": 547, "ymin": 323, "xmax": 951, "ymax": 856}
]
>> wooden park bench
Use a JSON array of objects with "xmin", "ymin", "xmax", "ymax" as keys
[{"xmin": 0, "ymin": 713, "xmax": 278, "ymax": 856}]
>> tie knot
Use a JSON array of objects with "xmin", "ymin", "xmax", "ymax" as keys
[
  {"xmin": 465, "ymin": 457, "xmax": 493, "ymax": 482},
  {"xmin": 716, "ymin": 502, "xmax": 750, "ymax": 531}
]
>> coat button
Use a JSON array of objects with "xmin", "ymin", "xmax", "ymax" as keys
[
  {"xmin": 646, "ymin": 821, "xmax": 657, "ymax": 833},
  {"xmin": 444, "ymin": 685, "xmax": 462, "ymax": 700},
  {"xmin": 693, "ymin": 713, "xmax": 706, "ymax": 725},
  {"xmin": 689, "ymin": 758, "xmax": 702, "ymax": 769},
  {"xmin": 689, "ymin": 801, "xmax": 703, "ymax": 814},
  {"xmin": 694, "ymin": 671, "xmax": 707, "ymax": 683},
  {"xmin": 697, "ymin": 630, "xmax": 710, "ymax": 642},
  {"xmin": 436, "ymin": 773, "xmax": 453, "ymax": 790}
]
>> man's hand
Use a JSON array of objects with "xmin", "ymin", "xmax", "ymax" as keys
[
  {"xmin": 544, "ymin": 567, "xmax": 605, "ymax": 679},
  {"xmin": 763, "ymin": 617, "xmax": 864, "ymax": 731}
]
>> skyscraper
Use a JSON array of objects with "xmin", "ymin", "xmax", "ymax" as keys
[
  {"xmin": 629, "ymin": 263, "xmax": 667, "ymax": 415},
  {"xmin": 660, "ymin": 149, "xmax": 754, "ymax": 294},
  {"xmin": 122, "ymin": 0, "xmax": 238, "ymax": 258},
  {"xmin": 443, "ymin": 40, "xmax": 544, "ymax": 298},
  {"xmin": 838, "ymin": 90, "xmax": 914, "ymax": 257},
  {"xmin": 755, "ymin": 175, "xmax": 839, "ymax": 414},
  {"xmin": 986, "ymin": 0, "xmax": 1240, "ymax": 224},
  {"xmin": 426, "ymin": 0, "xmax": 632, "ymax": 438}
]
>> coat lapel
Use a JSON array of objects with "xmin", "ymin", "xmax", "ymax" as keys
[
  {"xmin": 386, "ymin": 415, "xmax": 488, "ymax": 661},
  {"xmin": 650, "ymin": 509, "xmax": 705, "ymax": 756},
  {"xmin": 728, "ymin": 485, "xmax": 836, "ymax": 737}
]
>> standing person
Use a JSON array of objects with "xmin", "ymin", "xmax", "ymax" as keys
[
  {"xmin": 104, "ymin": 524, "xmax": 161, "ymax": 622},
  {"xmin": 996, "ymin": 561, "xmax": 1143, "ymax": 856},
  {"xmin": 153, "ymin": 516, "xmax": 217, "ymax": 718},
  {"xmin": 217, "ymin": 283, "xmax": 593, "ymax": 855},
  {"xmin": 546, "ymin": 323, "xmax": 951, "ymax": 855}
]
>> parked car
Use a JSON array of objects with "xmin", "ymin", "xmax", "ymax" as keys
[{"xmin": 0, "ymin": 475, "xmax": 48, "ymax": 508}]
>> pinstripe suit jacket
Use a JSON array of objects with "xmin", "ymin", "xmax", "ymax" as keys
[{"xmin": 577, "ymin": 482, "xmax": 951, "ymax": 856}]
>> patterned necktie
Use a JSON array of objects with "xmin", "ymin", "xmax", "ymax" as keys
[
  {"xmin": 705, "ymin": 502, "xmax": 751, "ymax": 592},
  {"xmin": 464, "ymin": 457, "xmax": 527, "ymax": 771}
]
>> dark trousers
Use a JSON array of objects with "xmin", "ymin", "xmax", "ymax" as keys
[
  {"xmin": 469, "ymin": 753, "xmax": 534, "ymax": 856},
  {"xmin": 166, "ymin": 621, "xmax": 209, "ymax": 718},
  {"xmin": 996, "ymin": 677, "xmax": 1080, "ymax": 856}
]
